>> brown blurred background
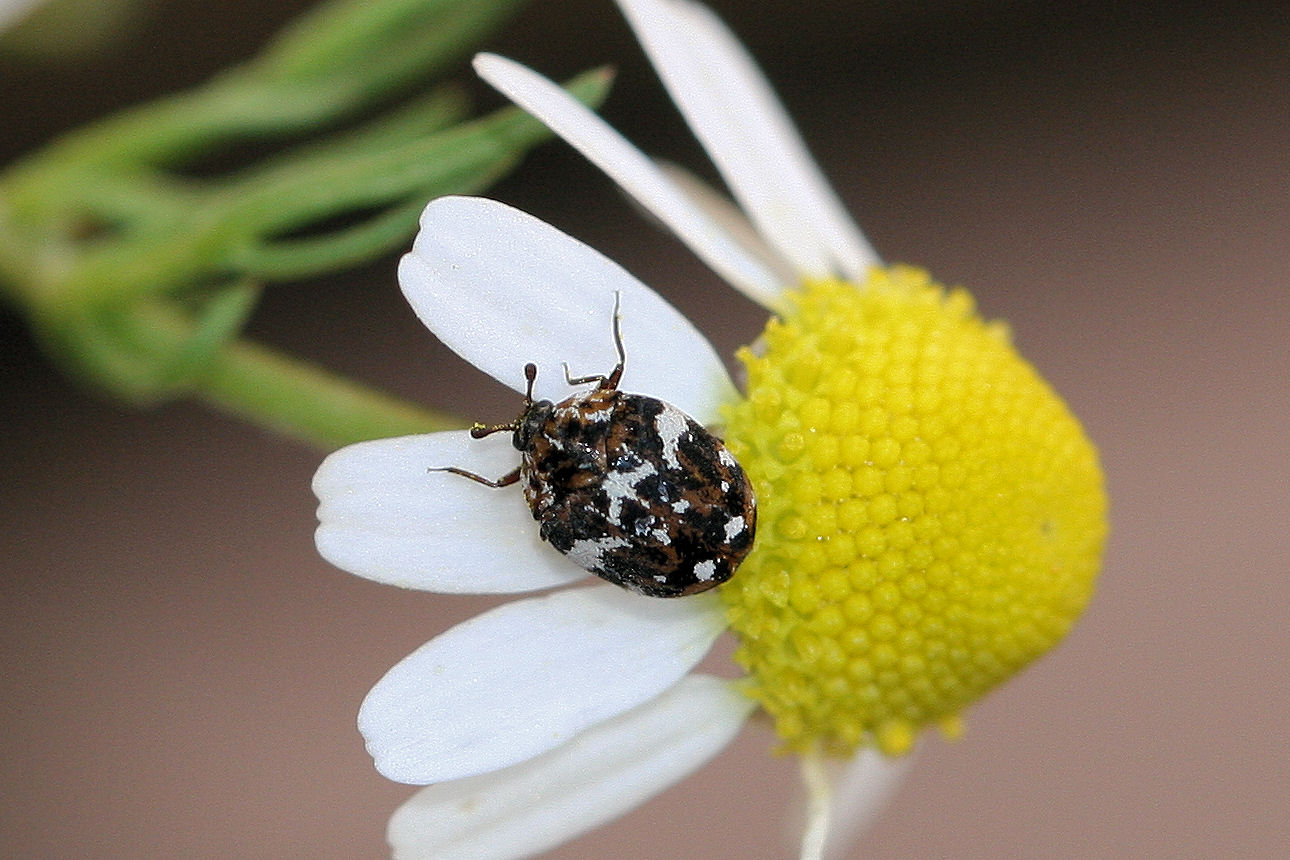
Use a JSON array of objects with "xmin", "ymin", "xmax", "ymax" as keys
[{"xmin": 3, "ymin": 0, "xmax": 1288, "ymax": 856}]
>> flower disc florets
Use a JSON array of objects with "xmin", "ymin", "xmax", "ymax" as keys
[{"xmin": 721, "ymin": 267, "xmax": 1107, "ymax": 756}]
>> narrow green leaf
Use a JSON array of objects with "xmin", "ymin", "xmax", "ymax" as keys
[
  {"xmin": 235, "ymin": 198, "xmax": 431, "ymax": 281},
  {"xmin": 158, "ymin": 280, "xmax": 262, "ymax": 391},
  {"xmin": 9, "ymin": 0, "xmax": 526, "ymax": 173},
  {"xmin": 226, "ymin": 69, "xmax": 614, "ymax": 256},
  {"xmin": 257, "ymin": 0, "xmax": 525, "ymax": 84}
]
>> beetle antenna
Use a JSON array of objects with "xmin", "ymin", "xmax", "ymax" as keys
[
  {"xmin": 606, "ymin": 291, "xmax": 625, "ymax": 388},
  {"xmin": 523, "ymin": 363, "xmax": 538, "ymax": 404}
]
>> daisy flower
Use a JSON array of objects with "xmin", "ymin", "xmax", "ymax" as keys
[{"xmin": 312, "ymin": 0, "xmax": 1108, "ymax": 857}]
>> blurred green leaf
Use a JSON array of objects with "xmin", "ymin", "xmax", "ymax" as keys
[{"xmin": 0, "ymin": 0, "xmax": 615, "ymax": 449}]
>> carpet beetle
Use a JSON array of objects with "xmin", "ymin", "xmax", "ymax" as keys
[{"xmin": 437, "ymin": 294, "xmax": 756, "ymax": 597}]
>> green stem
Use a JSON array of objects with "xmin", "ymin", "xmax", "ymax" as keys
[
  {"xmin": 110, "ymin": 299, "xmax": 464, "ymax": 449},
  {"xmin": 201, "ymin": 338, "xmax": 460, "ymax": 450}
]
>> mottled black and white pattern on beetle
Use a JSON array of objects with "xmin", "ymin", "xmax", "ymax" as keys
[{"xmin": 436, "ymin": 296, "xmax": 756, "ymax": 597}]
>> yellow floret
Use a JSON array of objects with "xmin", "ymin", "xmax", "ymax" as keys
[{"xmin": 720, "ymin": 267, "xmax": 1106, "ymax": 757}]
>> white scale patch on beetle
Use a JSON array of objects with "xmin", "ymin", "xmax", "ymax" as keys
[
  {"xmin": 433, "ymin": 295, "xmax": 757, "ymax": 598},
  {"xmin": 693, "ymin": 559, "xmax": 718, "ymax": 583},
  {"xmin": 601, "ymin": 459, "xmax": 661, "ymax": 524},
  {"xmin": 568, "ymin": 535, "xmax": 632, "ymax": 570},
  {"xmin": 652, "ymin": 404, "xmax": 689, "ymax": 470}
]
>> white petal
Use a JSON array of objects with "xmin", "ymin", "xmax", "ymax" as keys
[
  {"xmin": 358, "ymin": 583, "xmax": 726, "ymax": 784},
  {"xmin": 313, "ymin": 432, "xmax": 584, "ymax": 593},
  {"xmin": 388, "ymin": 674, "xmax": 753, "ymax": 860},
  {"xmin": 821, "ymin": 748, "xmax": 912, "ymax": 859},
  {"xmin": 399, "ymin": 195, "xmax": 736, "ymax": 424},
  {"xmin": 615, "ymin": 0, "xmax": 879, "ymax": 280},
  {"xmin": 657, "ymin": 160, "xmax": 800, "ymax": 293},
  {"xmin": 797, "ymin": 747, "xmax": 912, "ymax": 860},
  {"xmin": 473, "ymin": 53, "xmax": 786, "ymax": 306}
]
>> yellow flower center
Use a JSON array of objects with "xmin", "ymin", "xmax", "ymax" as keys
[{"xmin": 720, "ymin": 267, "xmax": 1107, "ymax": 756}]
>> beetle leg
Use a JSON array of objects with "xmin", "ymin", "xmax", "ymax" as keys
[
  {"xmin": 564, "ymin": 292, "xmax": 625, "ymax": 389},
  {"xmin": 431, "ymin": 465, "xmax": 522, "ymax": 488}
]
